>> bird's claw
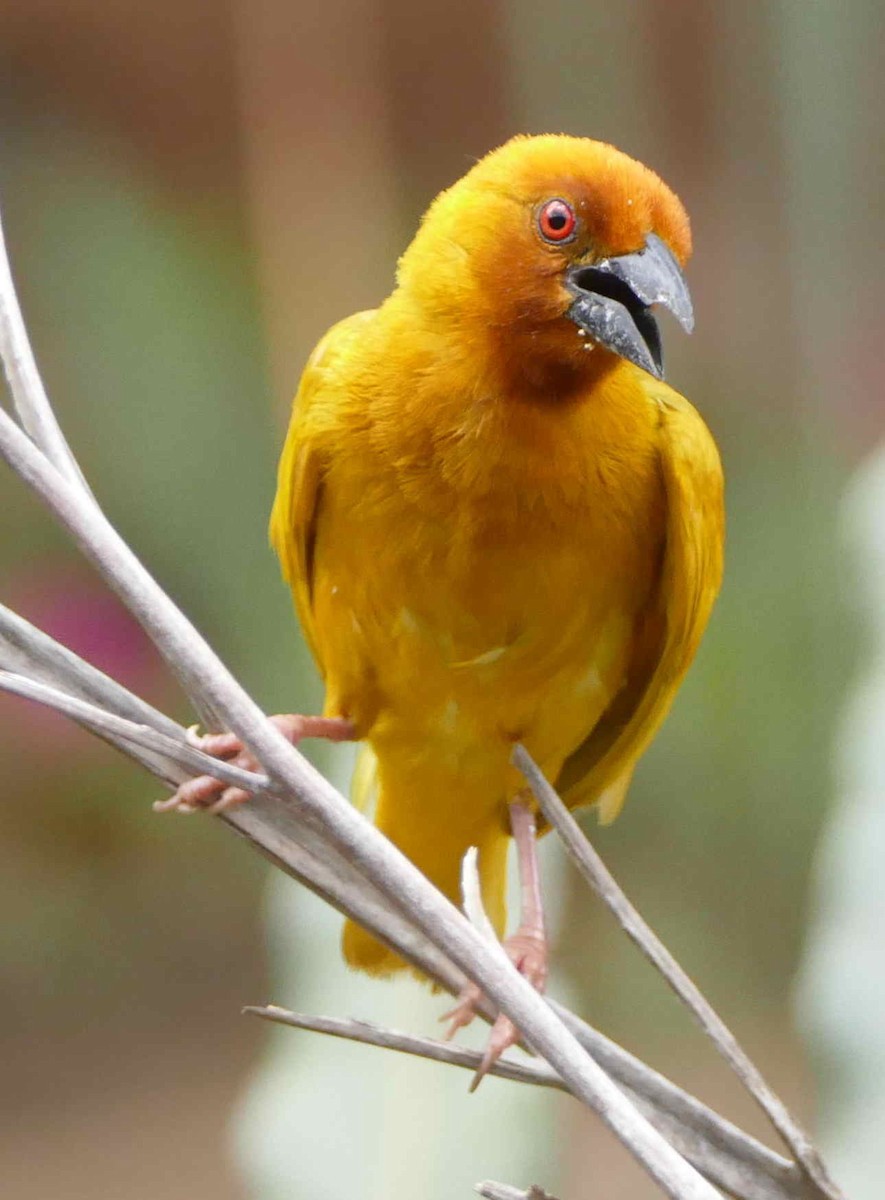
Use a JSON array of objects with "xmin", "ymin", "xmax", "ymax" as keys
[
  {"xmin": 184, "ymin": 725, "xmax": 246, "ymax": 759},
  {"xmin": 154, "ymin": 725, "xmax": 258, "ymax": 814},
  {"xmin": 470, "ymin": 1013, "xmax": 521, "ymax": 1092},
  {"xmin": 153, "ymin": 758, "xmax": 256, "ymax": 814},
  {"xmin": 440, "ymin": 981, "xmax": 483, "ymax": 1039},
  {"xmin": 441, "ymin": 926, "xmax": 549, "ymax": 1088},
  {"xmin": 154, "ymin": 714, "xmax": 355, "ymax": 814}
]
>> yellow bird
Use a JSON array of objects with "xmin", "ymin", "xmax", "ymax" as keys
[{"xmin": 169, "ymin": 134, "xmax": 724, "ymax": 1061}]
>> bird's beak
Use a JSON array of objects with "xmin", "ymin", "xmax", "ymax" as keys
[{"xmin": 565, "ymin": 233, "xmax": 694, "ymax": 380}]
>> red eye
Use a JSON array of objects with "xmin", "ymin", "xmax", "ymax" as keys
[{"xmin": 538, "ymin": 198, "xmax": 576, "ymax": 243}]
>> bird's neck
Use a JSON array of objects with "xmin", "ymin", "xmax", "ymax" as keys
[
  {"xmin": 382, "ymin": 290, "xmax": 621, "ymax": 407},
  {"xmin": 369, "ymin": 302, "xmax": 648, "ymax": 505}
]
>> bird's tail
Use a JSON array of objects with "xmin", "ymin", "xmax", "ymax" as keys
[{"xmin": 342, "ymin": 745, "xmax": 510, "ymax": 977}]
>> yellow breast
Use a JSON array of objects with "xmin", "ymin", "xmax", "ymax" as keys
[{"xmin": 309, "ymin": 354, "xmax": 666, "ymax": 788}]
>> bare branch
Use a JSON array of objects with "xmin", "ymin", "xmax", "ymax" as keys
[
  {"xmin": 245, "ymin": 1006, "xmax": 560, "ymax": 1090},
  {"xmin": 0, "ymin": 602, "xmax": 182, "ymax": 738},
  {"xmin": 0, "ymin": 212, "xmax": 92, "ymax": 494},
  {"xmin": 246, "ymin": 997, "xmax": 819, "ymax": 1200},
  {"xmin": 462, "ymin": 845, "xmax": 510, "ymax": 949},
  {"xmin": 548, "ymin": 1002, "xmax": 818, "ymax": 1200},
  {"xmin": 476, "ymin": 1183, "xmax": 558, "ymax": 1200},
  {"xmin": 13, "ymin": 619, "xmax": 803, "ymax": 1196},
  {"xmin": 0, "ymin": 669, "xmax": 272, "ymax": 789},
  {"xmin": 512, "ymin": 744, "xmax": 842, "ymax": 1200},
  {"xmin": 0, "ymin": 629, "xmax": 813, "ymax": 1200}
]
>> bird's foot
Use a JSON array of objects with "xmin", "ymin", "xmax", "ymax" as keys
[
  {"xmin": 154, "ymin": 714, "xmax": 355, "ymax": 814},
  {"xmin": 441, "ymin": 925, "xmax": 548, "ymax": 1089}
]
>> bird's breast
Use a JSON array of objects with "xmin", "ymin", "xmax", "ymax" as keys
[{"xmin": 311, "ymin": 370, "xmax": 666, "ymax": 770}]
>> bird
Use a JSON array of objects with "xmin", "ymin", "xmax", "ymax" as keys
[{"xmin": 161, "ymin": 134, "xmax": 724, "ymax": 1075}]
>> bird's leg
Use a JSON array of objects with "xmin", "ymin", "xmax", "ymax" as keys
[
  {"xmin": 154, "ymin": 714, "xmax": 355, "ymax": 814},
  {"xmin": 442, "ymin": 797, "xmax": 549, "ymax": 1087},
  {"xmin": 472, "ymin": 799, "xmax": 548, "ymax": 1085}
]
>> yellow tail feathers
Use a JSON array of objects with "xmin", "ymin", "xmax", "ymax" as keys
[{"xmin": 342, "ymin": 764, "xmax": 511, "ymax": 976}]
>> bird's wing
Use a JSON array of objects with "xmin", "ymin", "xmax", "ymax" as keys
[
  {"xmin": 269, "ymin": 311, "xmax": 375, "ymax": 675},
  {"xmin": 554, "ymin": 383, "xmax": 724, "ymax": 822}
]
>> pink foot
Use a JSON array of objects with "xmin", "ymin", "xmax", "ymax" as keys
[
  {"xmin": 472, "ymin": 927, "xmax": 548, "ymax": 1088},
  {"xmin": 154, "ymin": 714, "xmax": 355, "ymax": 814},
  {"xmin": 441, "ymin": 925, "xmax": 548, "ymax": 1088}
]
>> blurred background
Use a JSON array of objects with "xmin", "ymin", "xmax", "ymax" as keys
[{"xmin": 0, "ymin": 2, "xmax": 882, "ymax": 1197}]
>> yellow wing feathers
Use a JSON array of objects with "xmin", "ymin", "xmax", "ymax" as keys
[
  {"xmin": 269, "ymin": 312, "xmax": 376, "ymax": 673},
  {"xmin": 554, "ymin": 384, "xmax": 724, "ymax": 822}
]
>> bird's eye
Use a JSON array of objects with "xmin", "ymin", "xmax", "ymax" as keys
[{"xmin": 537, "ymin": 199, "xmax": 577, "ymax": 243}]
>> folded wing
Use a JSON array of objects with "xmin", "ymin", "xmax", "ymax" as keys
[{"xmin": 555, "ymin": 383, "xmax": 725, "ymax": 822}]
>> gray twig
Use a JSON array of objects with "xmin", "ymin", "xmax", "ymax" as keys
[
  {"xmin": 244, "ymin": 1006, "xmax": 560, "ymax": 1089},
  {"xmin": 0, "ymin": 669, "xmax": 269, "ymax": 791},
  {"xmin": 477, "ymin": 1183, "xmax": 558, "ymax": 1200},
  {"xmin": 0, "ymin": 211, "xmax": 92, "ymax": 493},
  {"xmin": 246, "ymin": 998, "xmax": 821, "ymax": 1200},
  {"xmin": 511, "ymin": 744, "xmax": 841, "ymax": 1200},
  {"xmin": 548, "ymin": 1000, "xmax": 818, "ymax": 1200}
]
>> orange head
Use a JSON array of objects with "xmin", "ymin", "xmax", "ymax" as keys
[{"xmin": 395, "ymin": 134, "xmax": 693, "ymax": 392}]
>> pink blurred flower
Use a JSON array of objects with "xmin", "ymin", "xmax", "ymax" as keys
[{"xmin": 2, "ymin": 564, "xmax": 171, "ymax": 758}]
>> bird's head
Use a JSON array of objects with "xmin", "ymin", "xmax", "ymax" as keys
[{"xmin": 396, "ymin": 134, "xmax": 693, "ymax": 390}]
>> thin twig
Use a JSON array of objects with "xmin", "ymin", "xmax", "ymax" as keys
[
  {"xmin": 549, "ymin": 1001, "xmax": 817, "ymax": 1200},
  {"xmin": 245, "ymin": 999, "xmax": 818, "ymax": 1200},
  {"xmin": 0, "ymin": 602, "xmax": 182, "ymax": 738},
  {"xmin": 462, "ymin": 845, "xmax": 510, "ymax": 948},
  {"xmin": 477, "ymin": 1183, "xmax": 558, "ymax": 1200},
  {"xmin": 245, "ymin": 1006, "xmax": 560, "ymax": 1089},
  {"xmin": 0, "ymin": 669, "xmax": 270, "ymax": 791},
  {"xmin": 0, "ymin": 212, "xmax": 93, "ymax": 494},
  {"xmin": 512, "ymin": 744, "xmax": 842, "ymax": 1200}
]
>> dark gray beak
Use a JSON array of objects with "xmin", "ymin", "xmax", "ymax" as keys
[{"xmin": 565, "ymin": 233, "xmax": 693, "ymax": 380}]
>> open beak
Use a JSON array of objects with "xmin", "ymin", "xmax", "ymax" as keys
[{"xmin": 565, "ymin": 233, "xmax": 693, "ymax": 380}]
